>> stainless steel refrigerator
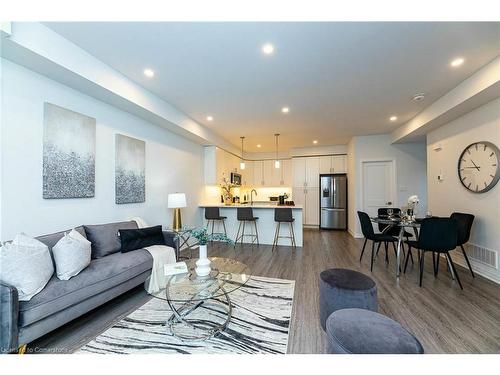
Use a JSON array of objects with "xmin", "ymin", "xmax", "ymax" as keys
[{"xmin": 320, "ymin": 174, "xmax": 347, "ymax": 230}]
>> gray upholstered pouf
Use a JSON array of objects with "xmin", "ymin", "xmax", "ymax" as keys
[
  {"xmin": 319, "ymin": 268, "xmax": 377, "ymax": 330},
  {"xmin": 326, "ymin": 308, "xmax": 424, "ymax": 354}
]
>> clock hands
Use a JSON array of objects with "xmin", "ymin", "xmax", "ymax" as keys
[{"xmin": 467, "ymin": 159, "xmax": 481, "ymax": 171}]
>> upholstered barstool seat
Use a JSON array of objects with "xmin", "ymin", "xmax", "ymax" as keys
[
  {"xmin": 272, "ymin": 208, "xmax": 296, "ymax": 250},
  {"xmin": 326, "ymin": 308, "xmax": 424, "ymax": 354},
  {"xmin": 319, "ymin": 268, "xmax": 377, "ymax": 330},
  {"xmin": 204, "ymin": 207, "xmax": 227, "ymax": 237},
  {"xmin": 235, "ymin": 207, "xmax": 259, "ymax": 245}
]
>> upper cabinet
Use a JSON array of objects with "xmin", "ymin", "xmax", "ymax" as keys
[
  {"xmin": 319, "ymin": 155, "xmax": 347, "ymax": 174},
  {"xmin": 293, "ymin": 157, "xmax": 320, "ymax": 187},
  {"xmin": 204, "ymin": 146, "xmax": 244, "ymax": 185},
  {"xmin": 292, "ymin": 158, "xmax": 306, "ymax": 187},
  {"xmin": 305, "ymin": 157, "xmax": 320, "ymax": 187},
  {"xmin": 205, "ymin": 146, "xmax": 346, "ymax": 188},
  {"xmin": 281, "ymin": 159, "xmax": 292, "ymax": 186}
]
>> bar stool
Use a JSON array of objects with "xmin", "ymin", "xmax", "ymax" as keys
[
  {"xmin": 204, "ymin": 207, "xmax": 227, "ymax": 237},
  {"xmin": 235, "ymin": 207, "xmax": 259, "ymax": 245},
  {"xmin": 272, "ymin": 208, "xmax": 296, "ymax": 251}
]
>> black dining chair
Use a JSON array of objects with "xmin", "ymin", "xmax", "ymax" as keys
[
  {"xmin": 403, "ymin": 217, "xmax": 461, "ymax": 289},
  {"xmin": 357, "ymin": 211, "xmax": 398, "ymax": 272},
  {"xmin": 450, "ymin": 212, "xmax": 475, "ymax": 278},
  {"xmin": 377, "ymin": 207, "xmax": 413, "ymax": 264}
]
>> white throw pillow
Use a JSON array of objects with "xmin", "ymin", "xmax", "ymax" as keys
[
  {"xmin": 52, "ymin": 229, "xmax": 91, "ymax": 280},
  {"xmin": 0, "ymin": 233, "xmax": 54, "ymax": 301}
]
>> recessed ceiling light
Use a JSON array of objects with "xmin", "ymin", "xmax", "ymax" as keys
[
  {"xmin": 143, "ymin": 68, "xmax": 155, "ymax": 78},
  {"xmin": 262, "ymin": 43, "xmax": 274, "ymax": 55},
  {"xmin": 450, "ymin": 57, "xmax": 465, "ymax": 67},
  {"xmin": 313, "ymin": 140, "xmax": 318, "ymax": 144},
  {"xmin": 390, "ymin": 116, "xmax": 398, "ymax": 122},
  {"xmin": 256, "ymin": 144, "xmax": 262, "ymax": 148},
  {"xmin": 281, "ymin": 107, "xmax": 290, "ymax": 113},
  {"xmin": 206, "ymin": 116, "xmax": 213, "ymax": 122}
]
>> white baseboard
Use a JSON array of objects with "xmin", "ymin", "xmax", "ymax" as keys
[
  {"xmin": 449, "ymin": 251, "xmax": 500, "ymax": 285},
  {"xmin": 348, "ymin": 228, "xmax": 363, "ymax": 238}
]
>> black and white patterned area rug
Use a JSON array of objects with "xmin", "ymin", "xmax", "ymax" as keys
[{"xmin": 77, "ymin": 276, "xmax": 295, "ymax": 354}]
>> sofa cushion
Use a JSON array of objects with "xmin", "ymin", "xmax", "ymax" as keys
[
  {"xmin": 0, "ymin": 234, "xmax": 54, "ymax": 301},
  {"xmin": 119, "ymin": 225, "xmax": 165, "ymax": 253},
  {"xmin": 36, "ymin": 226, "xmax": 87, "ymax": 260},
  {"xmin": 52, "ymin": 229, "xmax": 91, "ymax": 280},
  {"xmin": 84, "ymin": 221, "xmax": 138, "ymax": 259},
  {"xmin": 18, "ymin": 249, "xmax": 153, "ymax": 327}
]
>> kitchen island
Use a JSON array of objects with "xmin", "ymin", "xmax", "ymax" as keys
[{"xmin": 199, "ymin": 204, "xmax": 303, "ymax": 247}]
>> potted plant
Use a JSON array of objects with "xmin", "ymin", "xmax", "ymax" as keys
[
  {"xmin": 191, "ymin": 227, "xmax": 234, "ymax": 277},
  {"xmin": 220, "ymin": 176, "xmax": 236, "ymax": 205}
]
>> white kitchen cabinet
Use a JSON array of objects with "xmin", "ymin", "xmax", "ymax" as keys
[
  {"xmin": 332, "ymin": 155, "xmax": 347, "ymax": 173},
  {"xmin": 292, "ymin": 157, "xmax": 306, "ymax": 187},
  {"xmin": 292, "ymin": 186, "xmax": 319, "ymax": 226},
  {"xmin": 262, "ymin": 160, "xmax": 275, "ymax": 186},
  {"xmin": 253, "ymin": 160, "xmax": 264, "ymax": 186},
  {"xmin": 241, "ymin": 160, "xmax": 254, "ymax": 186},
  {"xmin": 305, "ymin": 157, "xmax": 320, "ymax": 188},
  {"xmin": 281, "ymin": 159, "xmax": 292, "ymax": 186},
  {"xmin": 319, "ymin": 155, "xmax": 347, "ymax": 174},
  {"xmin": 292, "ymin": 187, "xmax": 306, "ymax": 208},
  {"xmin": 319, "ymin": 156, "xmax": 332, "ymax": 174},
  {"xmin": 305, "ymin": 188, "xmax": 320, "ymax": 225}
]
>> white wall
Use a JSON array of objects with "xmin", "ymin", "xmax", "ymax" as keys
[
  {"xmin": 427, "ymin": 98, "xmax": 500, "ymax": 282},
  {"xmin": 0, "ymin": 59, "xmax": 204, "ymax": 240},
  {"xmin": 348, "ymin": 134, "xmax": 428, "ymax": 237}
]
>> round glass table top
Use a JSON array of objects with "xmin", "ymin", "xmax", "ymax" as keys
[
  {"xmin": 145, "ymin": 257, "xmax": 250, "ymax": 302},
  {"xmin": 370, "ymin": 216, "xmax": 423, "ymax": 227}
]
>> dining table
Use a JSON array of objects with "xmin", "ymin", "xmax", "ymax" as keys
[
  {"xmin": 370, "ymin": 215, "xmax": 457, "ymax": 279},
  {"xmin": 370, "ymin": 216, "xmax": 420, "ymax": 277}
]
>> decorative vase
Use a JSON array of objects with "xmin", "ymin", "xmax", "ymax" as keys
[{"xmin": 195, "ymin": 244, "xmax": 211, "ymax": 277}]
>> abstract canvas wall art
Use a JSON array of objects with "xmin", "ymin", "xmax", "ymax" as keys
[
  {"xmin": 43, "ymin": 103, "xmax": 96, "ymax": 199},
  {"xmin": 115, "ymin": 134, "xmax": 146, "ymax": 204}
]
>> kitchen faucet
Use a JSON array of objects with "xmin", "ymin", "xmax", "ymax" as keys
[{"xmin": 250, "ymin": 189, "xmax": 257, "ymax": 205}]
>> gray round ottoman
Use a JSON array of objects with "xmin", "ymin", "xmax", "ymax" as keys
[
  {"xmin": 319, "ymin": 268, "xmax": 377, "ymax": 330},
  {"xmin": 326, "ymin": 308, "xmax": 424, "ymax": 354}
]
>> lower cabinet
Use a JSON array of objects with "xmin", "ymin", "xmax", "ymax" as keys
[{"xmin": 293, "ymin": 187, "xmax": 319, "ymax": 226}]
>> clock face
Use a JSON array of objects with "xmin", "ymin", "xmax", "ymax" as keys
[{"xmin": 458, "ymin": 142, "xmax": 500, "ymax": 193}]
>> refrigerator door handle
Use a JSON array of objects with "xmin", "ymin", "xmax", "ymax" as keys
[{"xmin": 321, "ymin": 208, "xmax": 345, "ymax": 211}]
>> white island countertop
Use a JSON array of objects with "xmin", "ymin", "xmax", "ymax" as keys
[{"xmin": 199, "ymin": 203, "xmax": 303, "ymax": 209}]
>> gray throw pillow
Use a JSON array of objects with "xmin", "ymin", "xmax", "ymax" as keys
[
  {"xmin": 0, "ymin": 233, "xmax": 54, "ymax": 301},
  {"xmin": 52, "ymin": 229, "xmax": 91, "ymax": 280},
  {"xmin": 84, "ymin": 221, "xmax": 138, "ymax": 258}
]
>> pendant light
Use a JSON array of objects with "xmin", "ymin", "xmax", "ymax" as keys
[
  {"xmin": 274, "ymin": 133, "xmax": 280, "ymax": 169},
  {"xmin": 240, "ymin": 136, "xmax": 246, "ymax": 170}
]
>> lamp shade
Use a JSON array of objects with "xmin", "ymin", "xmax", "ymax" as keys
[{"xmin": 168, "ymin": 193, "xmax": 187, "ymax": 208}]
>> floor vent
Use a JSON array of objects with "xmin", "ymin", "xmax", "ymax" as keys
[{"xmin": 466, "ymin": 243, "xmax": 498, "ymax": 269}]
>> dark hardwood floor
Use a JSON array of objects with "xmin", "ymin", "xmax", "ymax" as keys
[{"xmin": 31, "ymin": 229, "xmax": 500, "ymax": 354}]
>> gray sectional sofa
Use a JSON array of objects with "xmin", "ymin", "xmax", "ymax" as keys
[{"xmin": 0, "ymin": 220, "xmax": 178, "ymax": 353}]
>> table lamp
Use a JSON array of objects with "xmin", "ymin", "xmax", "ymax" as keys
[{"xmin": 168, "ymin": 193, "xmax": 187, "ymax": 231}]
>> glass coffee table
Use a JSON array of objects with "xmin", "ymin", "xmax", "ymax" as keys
[{"xmin": 145, "ymin": 257, "xmax": 250, "ymax": 341}]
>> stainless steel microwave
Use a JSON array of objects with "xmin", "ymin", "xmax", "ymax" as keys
[{"xmin": 231, "ymin": 172, "xmax": 242, "ymax": 186}]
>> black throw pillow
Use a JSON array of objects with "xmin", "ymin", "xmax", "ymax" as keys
[{"xmin": 119, "ymin": 225, "xmax": 165, "ymax": 253}]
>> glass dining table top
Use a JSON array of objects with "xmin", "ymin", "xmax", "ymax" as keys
[
  {"xmin": 370, "ymin": 216, "xmax": 423, "ymax": 227},
  {"xmin": 145, "ymin": 257, "xmax": 251, "ymax": 302}
]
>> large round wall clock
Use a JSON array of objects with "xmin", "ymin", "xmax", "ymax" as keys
[{"xmin": 458, "ymin": 141, "xmax": 500, "ymax": 193}]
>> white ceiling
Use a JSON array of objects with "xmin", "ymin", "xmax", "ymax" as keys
[{"xmin": 44, "ymin": 22, "xmax": 500, "ymax": 152}]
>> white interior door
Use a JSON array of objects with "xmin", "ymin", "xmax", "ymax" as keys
[{"xmin": 362, "ymin": 160, "xmax": 396, "ymax": 218}]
